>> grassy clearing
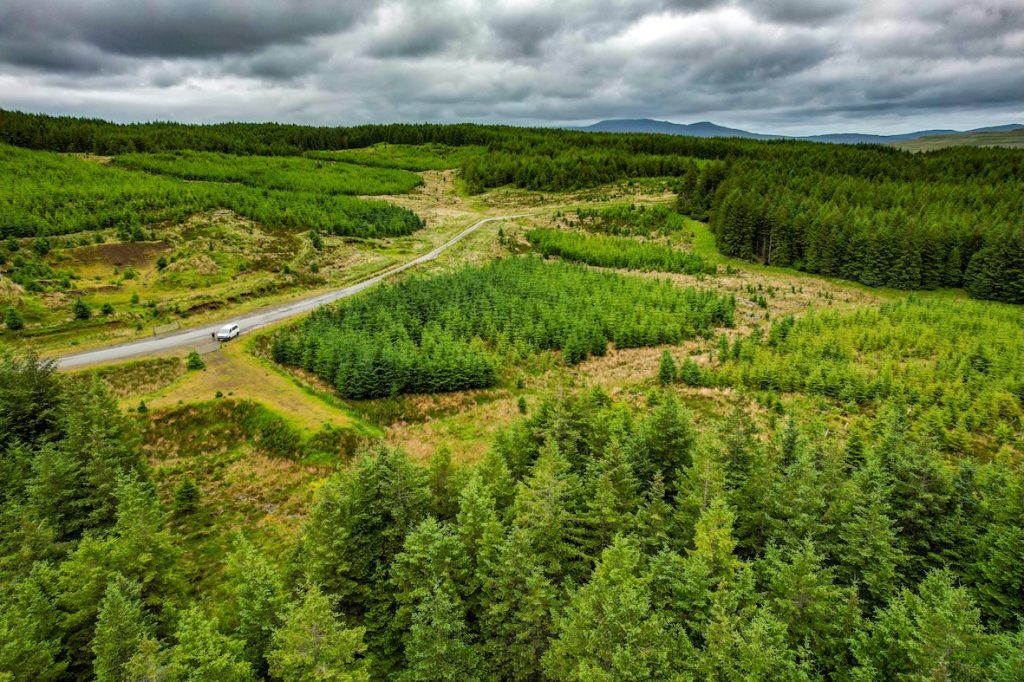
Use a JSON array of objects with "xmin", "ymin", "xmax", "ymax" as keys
[
  {"xmin": 137, "ymin": 339, "xmax": 363, "ymax": 436},
  {"xmin": 142, "ymin": 402, "xmax": 325, "ymax": 596},
  {"xmin": 81, "ymin": 356, "xmax": 185, "ymax": 399}
]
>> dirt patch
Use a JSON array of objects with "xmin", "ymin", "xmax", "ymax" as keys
[{"xmin": 71, "ymin": 241, "xmax": 171, "ymax": 268}]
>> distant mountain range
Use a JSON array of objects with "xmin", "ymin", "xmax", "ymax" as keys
[{"xmin": 575, "ymin": 118, "xmax": 1024, "ymax": 145}]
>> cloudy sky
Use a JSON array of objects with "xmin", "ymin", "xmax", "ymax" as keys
[{"xmin": 1, "ymin": 0, "xmax": 1022, "ymax": 135}]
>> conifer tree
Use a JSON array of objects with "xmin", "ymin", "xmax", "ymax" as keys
[
  {"xmin": 760, "ymin": 540, "xmax": 860, "ymax": 673},
  {"xmin": 543, "ymin": 536, "xmax": 680, "ymax": 682},
  {"xmin": 92, "ymin": 577, "xmax": 153, "ymax": 682},
  {"xmin": 167, "ymin": 608, "xmax": 254, "ymax": 682},
  {"xmin": 400, "ymin": 582, "xmax": 481, "ymax": 682},
  {"xmin": 267, "ymin": 587, "xmax": 369, "ymax": 682},
  {"xmin": 0, "ymin": 570, "xmax": 66, "ymax": 682},
  {"xmin": 853, "ymin": 571, "xmax": 988, "ymax": 681},
  {"xmin": 509, "ymin": 439, "xmax": 583, "ymax": 582},
  {"xmin": 632, "ymin": 392, "xmax": 696, "ymax": 485},
  {"xmin": 477, "ymin": 527, "xmax": 557, "ymax": 681},
  {"xmin": 658, "ymin": 349, "xmax": 676, "ymax": 385},
  {"xmin": 836, "ymin": 461, "xmax": 905, "ymax": 610},
  {"xmin": 223, "ymin": 539, "xmax": 287, "ymax": 675}
]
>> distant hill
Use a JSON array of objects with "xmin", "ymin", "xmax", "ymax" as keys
[
  {"xmin": 575, "ymin": 118, "xmax": 1024, "ymax": 146},
  {"xmin": 892, "ymin": 127, "xmax": 1024, "ymax": 152},
  {"xmin": 578, "ymin": 119, "xmax": 779, "ymax": 140}
]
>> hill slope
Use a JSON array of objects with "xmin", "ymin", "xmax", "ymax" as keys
[
  {"xmin": 893, "ymin": 127, "xmax": 1024, "ymax": 151},
  {"xmin": 576, "ymin": 118, "xmax": 1024, "ymax": 145}
]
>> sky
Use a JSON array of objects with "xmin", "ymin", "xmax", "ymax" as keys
[{"xmin": 1, "ymin": 0, "xmax": 1022, "ymax": 135}]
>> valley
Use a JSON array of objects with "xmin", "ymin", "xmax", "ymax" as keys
[{"xmin": 1, "ymin": 113, "xmax": 1023, "ymax": 681}]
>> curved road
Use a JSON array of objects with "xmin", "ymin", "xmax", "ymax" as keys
[{"xmin": 55, "ymin": 214, "xmax": 522, "ymax": 369}]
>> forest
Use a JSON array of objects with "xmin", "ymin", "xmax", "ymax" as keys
[
  {"xmin": 4, "ymin": 109, "xmax": 1021, "ymax": 302},
  {"xmin": 2, "ymin": 110, "xmax": 1024, "ymax": 681},
  {"xmin": 0, "ymin": 143, "xmax": 423, "ymax": 240},
  {"xmin": 271, "ymin": 256, "xmax": 734, "ymax": 399},
  {"xmin": 677, "ymin": 296, "xmax": 1024, "ymax": 446},
  {"xmin": 527, "ymin": 229, "xmax": 715, "ymax": 275},
  {"xmin": 2, "ymin": 354, "xmax": 1023, "ymax": 681},
  {"xmin": 114, "ymin": 151, "xmax": 424, "ymax": 196}
]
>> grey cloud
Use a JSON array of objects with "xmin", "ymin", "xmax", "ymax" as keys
[
  {"xmin": 0, "ymin": 1, "xmax": 374, "ymax": 61},
  {"xmin": 745, "ymin": 0, "xmax": 856, "ymax": 25},
  {"xmin": 0, "ymin": 0, "xmax": 1022, "ymax": 135}
]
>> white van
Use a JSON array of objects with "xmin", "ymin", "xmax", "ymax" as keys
[{"xmin": 216, "ymin": 323, "xmax": 240, "ymax": 341}]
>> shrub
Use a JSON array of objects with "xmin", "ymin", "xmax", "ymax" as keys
[
  {"xmin": 4, "ymin": 307, "xmax": 24, "ymax": 331},
  {"xmin": 101, "ymin": 303, "xmax": 114, "ymax": 316},
  {"xmin": 658, "ymin": 350, "xmax": 676, "ymax": 385},
  {"xmin": 173, "ymin": 477, "xmax": 200, "ymax": 515},
  {"xmin": 72, "ymin": 298, "xmax": 91, "ymax": 320},
  {"xmin": 186, "ymin": 351, "xmax": 205, "ymax": 371}
]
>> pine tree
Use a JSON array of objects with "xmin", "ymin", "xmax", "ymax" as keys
[
  {"xmin": 0, "ymin": 570, "xmax": 66, "ymax": 682},
  {"xmin": 836, "ymin": 461, "xmax": 905, "ymax": 610},
  {"xmin": 698, "ymin": 604, "xmax": 807, "ymax": 681},
  {"xmin": 454, "ymin": 472, "xmax": 503, "ymax": 612},
  {"xmin": 300, "ymin": 447, "xmax": 429, "ymax": 675},
  {"xmin": 853, "ymin": 570, "xmax": 988, "ymax": 681},
  {"xmin": 172, "ymin": 477, "xmax": 200, "ymax": 515},
  {"xmin": 477, "ymin": 527, "xmax": 557, "ymax": 681},
  {"xmin": 400, "ymin": 582, "xmax": 482, "ymax": 682},
  {"xmin": 92, "ymin": 577, "xmax": 153, "ymax": 682},
  {"xmin": 267, "ymin": 587, "xmax": 369, "ymax": 682},
  {"xmin": 389, "ymin": 517, "xmax": 470, "ymax": 642},
  {"xmin": 223, "ymin": 540, "xmax": 287, "ymax": 675},
  {"xmin": 73, "ymin": 297, "xmax": 92, "ymax": 320},
  {"xmin": 167, "ymin": 608, "xmax": 254, "ymax": 682},
  {"xmin": 543, "ymin": 536, "xmax": 681, "ymax": 681},
  {"xmin": 679, "ymin": 358, "xmax": 702, "ymax": 386},
  {"xmin": 56, "ymin": 475, "xmax": 181, "ymax": 673},
  {"xmin": 658, "ymin": 349, "xmax": 676, "ymax": 385},
  {"xmin": 760, "ymin": 540, "xmax": 860, "ymax": 673},
  {"xmin": 509, "ymin": 439, "xmax": 583, "ymax": 582},
  {"xmin": 4, "ymin": 306, "xmax": 23, "ymax": 330},
  {"xmin": 632, "ymin": 391, "xmax": 696, "ymax": 485}
]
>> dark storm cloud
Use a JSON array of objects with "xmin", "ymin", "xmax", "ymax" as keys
[
  {"xmin": 1, "ymin": 0, "xmax": 1022, "ymax": 134},
  {"xmin": 0, "ymin": 0, "xmax": 373, "ymax": 60}
]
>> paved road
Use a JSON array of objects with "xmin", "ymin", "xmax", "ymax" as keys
[{"xmin": 55, "ymin": 214, "xmax": 522, "ymax": 369}]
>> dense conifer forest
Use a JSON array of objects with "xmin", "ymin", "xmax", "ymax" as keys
[
  {"xmin": 0, "ymin": 143, "xmax": 423, "ymax": 240},
  {"xmin": 271, "ymin": 256, "xmax": 734, "ymax": 399},
  {"xmin": 2, "ymin": 355, "xmax": 1023, "ymax": 680}
]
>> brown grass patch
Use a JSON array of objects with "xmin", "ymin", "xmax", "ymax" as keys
[{"xmin": 71, "ymin": 240, "xmax": 171, "ymax": 268}]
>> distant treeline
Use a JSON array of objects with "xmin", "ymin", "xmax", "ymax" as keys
[
  {"xmin": 679, "ymin": 145, "xmax": 1024, "ymax": 303},
  {"xmin": 271, "ymin": 256, "xmax": 734, "ymax": 399}
]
